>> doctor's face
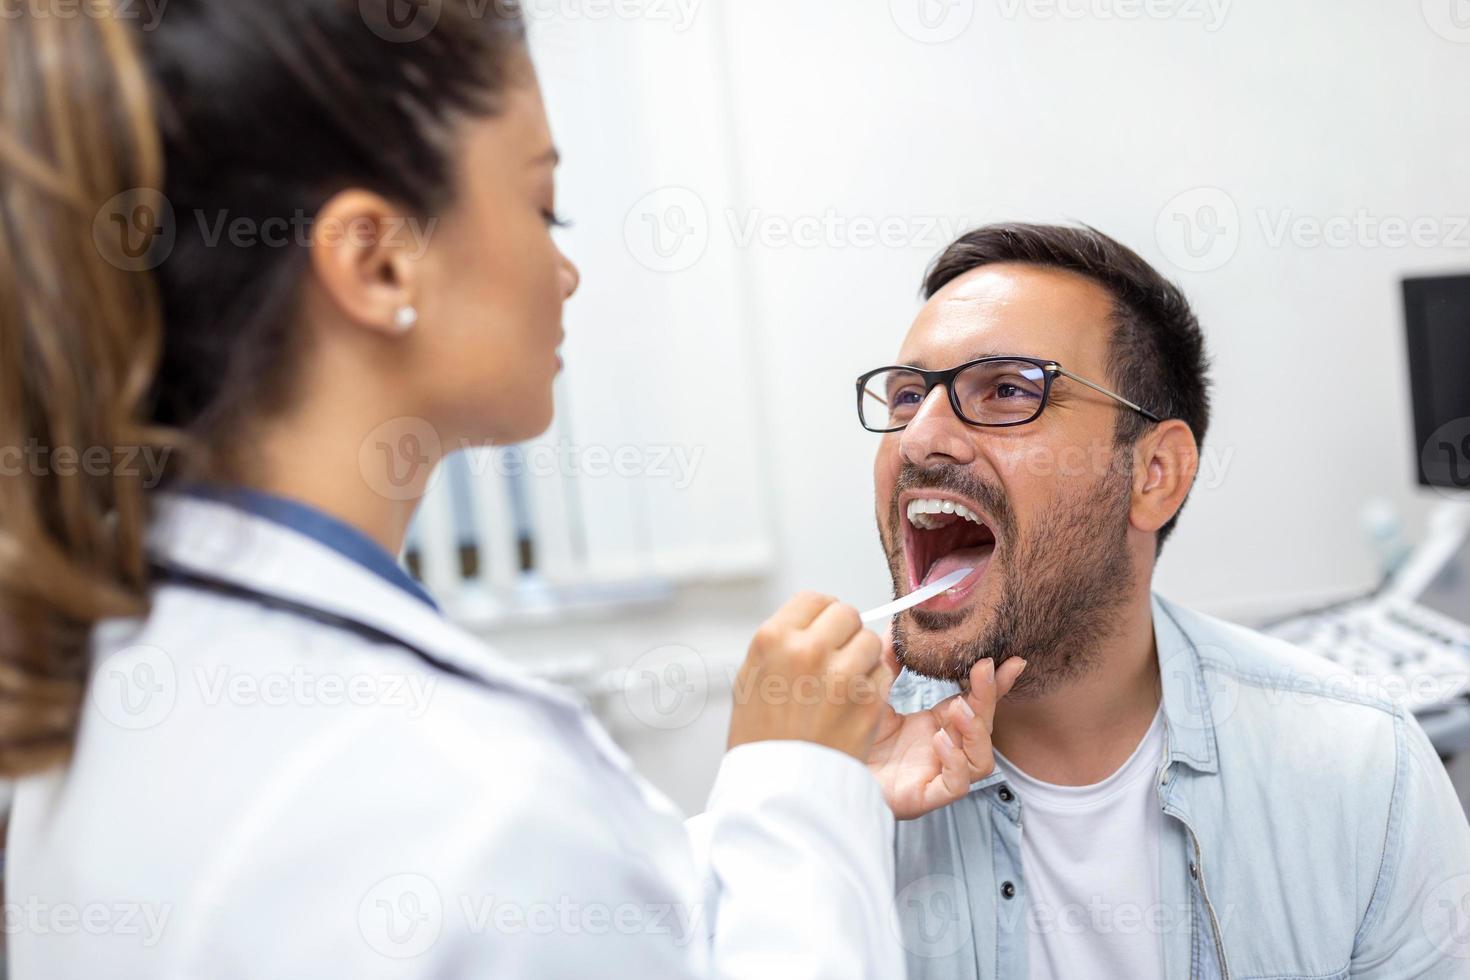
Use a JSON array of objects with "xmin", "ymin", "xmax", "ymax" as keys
[
  {"xmin": 872, "ymin": 263, "xmax": 1139, "ymax": 692},
  {"xmin": 411, "ymin": 65, "xmax": 581, "ymax": 446}
]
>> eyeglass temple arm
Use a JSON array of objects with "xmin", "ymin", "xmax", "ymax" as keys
[{"xmin": 1051, "ymin": 367, "xmax": 1163, "ymax": 423}]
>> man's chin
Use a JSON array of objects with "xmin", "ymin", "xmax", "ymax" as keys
[
  {"xmin": 906, "ymin": 605, "xmax": 976, "ymax": 634},
  {"xmin": 893, "ymin": 604, "xmax": 994, "ymax": 683}
]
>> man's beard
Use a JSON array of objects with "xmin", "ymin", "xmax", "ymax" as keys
[{"xmin": 881, "ymin": 455, "xmax": 1135, "ymax": 695}]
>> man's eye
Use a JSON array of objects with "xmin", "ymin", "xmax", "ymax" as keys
[
  {"xmin": 891, "ymin": 388, "xmax": 924, "ymax": 407},
  {"xmin": 992, "ymin": 380, "xmax": 1040, "ymax": 400},
  {"xmin": 542, "ymin": 210, "xmax": 571, "ymax": 229}
]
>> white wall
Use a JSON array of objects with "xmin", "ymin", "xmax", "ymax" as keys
[{"xmin": 493, "ymin": 0, "xmax": 1470, "ymax": 812}]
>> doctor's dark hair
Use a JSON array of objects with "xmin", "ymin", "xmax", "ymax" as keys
[
  {"xmin": 922, "ymin": 222, "xmax": 1212, "ymax": 553},
  {"xmin": 0, "ymin": 0, "xmax": 526, "ymax": 775}
]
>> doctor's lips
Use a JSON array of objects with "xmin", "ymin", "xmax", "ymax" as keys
[{"xmin": 899, "ymin": 490, "xmax": 998, "ymax": 615}]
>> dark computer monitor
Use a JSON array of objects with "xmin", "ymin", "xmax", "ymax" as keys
[{"xmin": 1404, "ymin": 274, "xmax": 1470, "ymax": 489}]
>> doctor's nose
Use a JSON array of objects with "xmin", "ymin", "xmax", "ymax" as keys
[
  {"xmin": 899, "ymin": 387, "xmax": 978, "ymax": 469},
  {"xmin": 559, "ymin": 250, "xmax": 581, "ymax": 300}
]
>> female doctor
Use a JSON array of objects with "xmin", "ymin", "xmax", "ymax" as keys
[{"xmin": 0, "ymin": 2, "xmax": 1022, "ymax": 976}]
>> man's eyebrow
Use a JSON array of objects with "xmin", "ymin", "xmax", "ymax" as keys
[{"xmin": 901, "ymin": 349, "xmax": 1026, "ymax": 370}]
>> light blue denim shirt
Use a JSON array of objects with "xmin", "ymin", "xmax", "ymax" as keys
[{"xmin": 890, "ymin": 595, "xmax": 1470, "ymax": 979}]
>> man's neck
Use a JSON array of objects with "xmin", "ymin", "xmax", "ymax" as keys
[{"xmin": 989, "ymin": 594, "xmax": 1162, "ymax": 786}]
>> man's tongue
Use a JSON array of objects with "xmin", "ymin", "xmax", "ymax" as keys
[{"xmin": 922, "ymin": 545, "xmax": 992, "ymax": 587}]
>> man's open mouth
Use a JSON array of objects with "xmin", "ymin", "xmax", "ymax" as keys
[{"xmin": 900, "ymin": 491, "xmax": 999, "ymax": 613}]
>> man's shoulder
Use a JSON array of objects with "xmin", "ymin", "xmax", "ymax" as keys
[
  {"xmin": 1156, "ymin": 600, "xmax": 1470, "ymax": 972},
  {"xmin": 1160, "ymin": 595, "xmax": 1400, "ymax": 708},
  {"xmin": 1156, "ymin": 595, "xmax": 1406, "ymax": 761}
]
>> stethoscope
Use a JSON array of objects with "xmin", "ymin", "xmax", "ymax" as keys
[{"xmin": 149, "ymin": 562, "xmax": 481, "ymax": 686}]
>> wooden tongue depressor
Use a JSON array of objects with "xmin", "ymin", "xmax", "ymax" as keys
[{"xmin": 859, "ymin": 567, "xmax": 972, "ymax": 625}]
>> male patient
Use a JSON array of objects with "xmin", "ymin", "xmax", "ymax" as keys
[{"xmin": 863, "ymin": 223, "xmax": 1470, "ymax": 978}]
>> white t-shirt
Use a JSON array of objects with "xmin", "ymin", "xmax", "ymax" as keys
[{"xmin": 992, "ymin": 706, "xmax": 1167, "ymax": 980}]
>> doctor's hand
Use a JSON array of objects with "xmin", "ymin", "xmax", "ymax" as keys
[
  {"xmin": 867, "ymin": 640, "xmax": 1027, "ymax": 820},
  {"xmin": 727, "ymin": 593, "xmax": 894, "ymax": 762}
]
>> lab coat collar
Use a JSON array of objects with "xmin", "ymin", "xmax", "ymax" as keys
[
  {"xmin": 146, "ymin": 492, "xmax": 588, "ymax": 717},
  {"xmin": 174, "ymin": 482, "xmax": 440, "ymax": 610}
]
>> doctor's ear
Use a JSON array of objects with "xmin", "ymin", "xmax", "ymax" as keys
[
  {"xmin": 307, "ymin": 190, "xmax": 423, "ymax": 338},
  {"xmin": 1128, "ymin": 419, "xmax": 1199, "ymax": 538}
]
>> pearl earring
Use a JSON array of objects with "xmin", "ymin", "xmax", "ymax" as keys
[{"xmin": 393, "ymin": 305, "xmax": 419, "ymax": 333}]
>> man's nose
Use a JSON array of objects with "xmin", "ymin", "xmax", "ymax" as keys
[{"xmin": 899, "ymin": 387, "xmax": 977, "ymax": 467}]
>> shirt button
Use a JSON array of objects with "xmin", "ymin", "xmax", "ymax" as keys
[
  {"xmin": 998, "ymin": 786, "xmax": 1014, "ymax": 803},
  {"xmin": 1188, "ymin": 862, "xmax": 1199, "ymax": 880},
  {"xmin": 1001, "ymin": 881, "xmax": 1016, "ymax": 900}
]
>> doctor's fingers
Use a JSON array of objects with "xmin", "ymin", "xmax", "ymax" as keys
[
  {"xmin": 872, "ymin": 645, "xmax": 898, "ymax": 705},
  {"xmin": 805, "ymin": 599, "xmax": 865, "ymax": 653},
  {"xmin": 826, "ymin": 627, "xmax": 883, "ymax": 681},
  {"xmin": 880, "ymin": 630, "xmax": 900, "ymax": 680},
  {"xmin": 764, "ymin": 591, "xmax": 839, "ymax": 632}
]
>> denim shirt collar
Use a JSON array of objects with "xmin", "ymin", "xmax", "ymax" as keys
[{"xmin": 1153, "ymin": 595, "xmax": 1220, "ymax": 775}]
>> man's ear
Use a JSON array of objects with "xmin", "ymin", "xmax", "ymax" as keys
[
  {"xmin": 1130, "ymin": 419, "xmax": 1199, "ymax": 537},
  {"xmin": 307, "ymin": 190, "xmax": 420, "ymax": 338}
]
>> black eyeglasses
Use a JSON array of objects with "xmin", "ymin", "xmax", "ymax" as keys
[{"xmin": 856, "ymin": 355, "xmax": 1163, "ymax": 433}]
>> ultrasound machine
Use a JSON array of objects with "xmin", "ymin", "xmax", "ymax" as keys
[{"xmin": 1265, "ymin": 273, "xmax": 1470, "ymax": 757}]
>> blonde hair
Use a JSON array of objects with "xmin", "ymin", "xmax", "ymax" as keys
[{"xmin": 0, "ymin": 4, "xmax": 175, "ymax": 775}]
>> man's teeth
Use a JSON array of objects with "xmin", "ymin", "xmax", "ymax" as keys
[{"xmin": 905, "ymin": 497, "xmax": 985, "ymax": 530}]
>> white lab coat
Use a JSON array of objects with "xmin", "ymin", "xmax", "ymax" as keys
[{"xmin": 7, "ymin": 494, "xmax": 902, "ymax": 978}]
